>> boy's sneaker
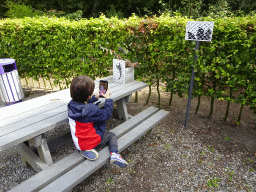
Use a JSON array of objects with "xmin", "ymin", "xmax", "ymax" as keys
[
  {"xmin": 80, "ymin": 149, "xmax": 98, "ymax": 160},
  {"xmin": 110, "ymin": 152, "xmax": 128, "ymax": 168}
]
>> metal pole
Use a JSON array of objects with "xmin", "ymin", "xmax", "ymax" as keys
[{"xmin": 184, "ymin": 41, "xmax": 200, "ymax": 127}]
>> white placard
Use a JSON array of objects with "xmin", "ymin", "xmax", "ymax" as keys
[
  {"xmin": 113, "ymin": 59, "xmax": 125, "ymax": 84},
  {"xmin": 185, "ymin": 21, "xmax": 214, "ymax": 42}
]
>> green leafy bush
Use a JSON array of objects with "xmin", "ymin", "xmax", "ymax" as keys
[
  {"xmin": 65, "ymin": 10, "xmax": 83, "ymax": 21},
  {"xmin": 5, "ymin": 1, "xmax": 35, "ymax": 18},
  {"xmin": 106, "ymin": 5, "xmax": 124, "ymax": 19},
  {"xmin": 0, "ymin": 14, "xmax": 256, "ymax": 120}
]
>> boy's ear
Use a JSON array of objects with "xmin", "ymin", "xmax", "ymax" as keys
[{"xmin": 88, "ymin": 93, "xmax": 93, "ymax": 100}]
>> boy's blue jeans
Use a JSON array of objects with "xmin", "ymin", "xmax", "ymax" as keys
[{"xmin": 95, "ymin": 131, "xmax": 118, "ymax": 153}]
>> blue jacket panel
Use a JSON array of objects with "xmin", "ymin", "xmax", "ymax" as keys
[{"xmin": 67, "ymin": 95, "xmax": 113, "ymax": 139}]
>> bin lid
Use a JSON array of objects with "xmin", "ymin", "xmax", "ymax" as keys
[
  {"xmin": 0, "ymin": 58, "xmax": 15, "ymax": 66},
  {"xmin": 0, "ymin": 58, "xmax": 16, "ymax": 75}
]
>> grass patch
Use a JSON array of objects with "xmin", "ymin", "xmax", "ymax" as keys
[
  {"xmin": 208, "ymin": 145, "xmax": 215, "ymax": 153},
  {"xmin": 106, "ymin": 177, "xmax": 114, "ymax": 184},
  {"xmin": 129, "ymin": 168, "xmax": 136, "ymax": 173},
  {"xmin": 249, "ymin": 168, "xmax": 255, "ymax": 172},
  {"xmin": 248, "ymin": 158, "xmax": 253, "ymax": 163},
  {"xmin": 228, "ymin": 171, "xmax": 234, "ymax": 181},
  {"xmin": 224, "ymin": 136, "xmax": 230, "ymax": 142},
  {"xmin": 207, "ymin": 177, "xmax": 222, "ymax": 187}
]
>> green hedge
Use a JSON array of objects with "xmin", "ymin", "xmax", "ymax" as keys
[{"xmin": 0, "ymin": 14, "xmax": 256, "ymax": 122}]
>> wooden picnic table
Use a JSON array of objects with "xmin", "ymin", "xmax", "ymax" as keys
[{"xmin": 0, "ymin": 76, "xmax": 147, "ymax": 172}]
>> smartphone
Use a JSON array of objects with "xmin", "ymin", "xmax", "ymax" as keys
[{"xmin": 99, "ymin": 80, "xmax": 108, "ymax": 97}]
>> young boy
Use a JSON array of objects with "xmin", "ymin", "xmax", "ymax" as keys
[{"xmin": 67, "ymin": 75, "xmax": 128, "ymax": 168}]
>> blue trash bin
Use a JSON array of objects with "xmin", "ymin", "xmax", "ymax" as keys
[{"xmin": 0, "ymin": 58, "xmax": 24, "ymax": 106}]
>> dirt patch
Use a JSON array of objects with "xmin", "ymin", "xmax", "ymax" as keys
[{"xmin": 139, "ymin": 85, "xmax": 256, "ymax": 164}]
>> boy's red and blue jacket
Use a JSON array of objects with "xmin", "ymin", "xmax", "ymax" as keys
[{"xmin": 67, "ymin": 95, "xmax": 113, "ymax": 151}]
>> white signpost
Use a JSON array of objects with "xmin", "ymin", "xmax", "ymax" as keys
[
  {"xmin": 113, "ymin": 59, "xmax": 126, "ymax": 84},
  {"xmin": 184, "ymin": 21, "xmax": 214, "ymax": 127},
  {"xmin": 185, "ymin": 21, "xmax": 214, "ymax": 42}
]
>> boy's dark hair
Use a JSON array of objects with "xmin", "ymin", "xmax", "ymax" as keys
[{"xmin": 70, "ymin": 75, "xmax": 95, "ymax": 103}]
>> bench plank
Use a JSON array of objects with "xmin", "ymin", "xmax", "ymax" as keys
[
  {"xmin": 0, "ymin": 89, "xmax": 69, "ymax": 122},
  {"xmin": 39, "ymin": 109, "xmax": 169, "ymax": 192},
  {"xmin": 111, "ymin": 82, "xmax": 147, "ymax": 102},
  {"xmin": 8, "ymin": 106, "xmax": 159, "ymax": 192},
  {"xmin": 0, "ymin": 104, "xmax": 69, "ymax": 137},
  {"xmin": 0, "ymin": 110, "xmax": 68, "ymax": 152}
]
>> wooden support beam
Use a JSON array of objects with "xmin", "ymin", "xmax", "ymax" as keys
[
  {"xmin": 16, "ymin": 143, "xmax": 49, "ymax": 173},
  {"xmin": 28, "ymin": 135, "xmax": 43, "ymax": 148},
  {"xmin": 37, "ymin": 136, "xmax": 53, "ymax": 166},
  {"xmin": 125, "ymin": 94, "xmax": 132, "ymax": 102},
  {"xmin": 116, "ymin": 98, "xmax": 129, "ymax": 121}
]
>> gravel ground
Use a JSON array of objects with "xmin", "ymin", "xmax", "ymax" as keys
[{"xmin": 1, "ymin": 86, "xmax": 256, "ymax": 192}]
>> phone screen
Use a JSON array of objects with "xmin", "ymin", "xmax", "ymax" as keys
[{"xmin": 99, "ymin": 80, "xmax": 108, "ymax": 97}]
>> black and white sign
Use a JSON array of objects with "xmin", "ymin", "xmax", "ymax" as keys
[
  {"xmin": 185, "ymin": 21, "xmax": 214, "ymax": 42},
  {"xmin": 113, "ymin": 59, "xmax": 126, "ymax": 84}
]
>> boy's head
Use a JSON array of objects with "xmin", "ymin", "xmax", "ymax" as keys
[{"xmin": 70, "ymin": 75, "xmax": 95, "ymax": 103}]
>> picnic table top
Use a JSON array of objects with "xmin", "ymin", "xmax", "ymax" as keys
[{"xmin": 0, "ymin": 76, "xmax": 147, "ymax": 152}]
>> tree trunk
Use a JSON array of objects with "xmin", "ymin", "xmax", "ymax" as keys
[
  {"xmin": 169, "ymin": 92, "xmax": 174, "ymax": 106},
  {"xmin": 135, "ymin": 91, "xmax": 138, "ymax": 103},
  {"xmin": 237, "ymin": 77, "xmax": 249, "ymax": 124},
  {"xmin": 195, "ymin": 73, "xmax": 205, "ymax": 114},
  {"xmin": 25, "ymin": 77, "xmax": 29, "ymax": 86},
  {"xmin": 237, "ymin": 103, "xmax": 244, "ymax": 125},
  {"xmin": 195, "ymin": 95, "xmax": 201, "ymax": 114},
  {"xmin": 156, "ymin": 78, "xmax": 161, "ymax": 108},
  {"xmin": 209, "ymin": 76, "xmax": 216, "ymax": 118},
  {"xmin": 169, "ymin": 66, "xmax": 176, "ymax": 107},
  {"xmin": 48, "ymin": 76, "xmax": 53, "ymax": 89},
  {"xmin": 43, "ymin": 78, "xmax": 47, "ymax": 89},
  {"xmin": 209, "ymin": 96, "xmax": 214, "ymax": 118},
  {"xmin": 145, "ymin": 84, "xmax": 152, "ymax": 105},
  {"xmin": 224, "ymin": 87, "xmax": 233, "ymax": 122}
]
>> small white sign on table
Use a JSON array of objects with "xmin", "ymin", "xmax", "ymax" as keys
[
  {"xmin": 113, "ymin": 59, "xmax": 126, "ymax": 84},
  {"xmin": 185, "ymin": 21, "xmax": 214, "ymax": 42}
]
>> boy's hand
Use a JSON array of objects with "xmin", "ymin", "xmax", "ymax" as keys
[
  {"xmin": 95, "ymin": 92, "xmax": 99, "ymax": 99},
  {"xmin": 102, "ymin": 90, "xmax": 111, "ymax": 99}
]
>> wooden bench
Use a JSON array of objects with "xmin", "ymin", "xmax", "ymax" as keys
[{"xmin": 9, "ymin": 106, "xmax": 169, "ymax": 192}]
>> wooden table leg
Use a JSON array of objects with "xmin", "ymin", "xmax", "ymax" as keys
[
  {"xmin": 125, "ymin": 94, "xmax": 132, "ymax": 103},
  {"xmin": 16, "ymin": 143, "xmax": 49, "ymax": 173},
  {"xmin": 116, "ymin": 95, "xmax": 132, "ymax": 121},
  {"xmin": 16, "ymin": 134, "xmax": 53, "ymax": 173},
  {"xmin": 37, "ymin": 135, "xmax": 53, "ymax": 166}
]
